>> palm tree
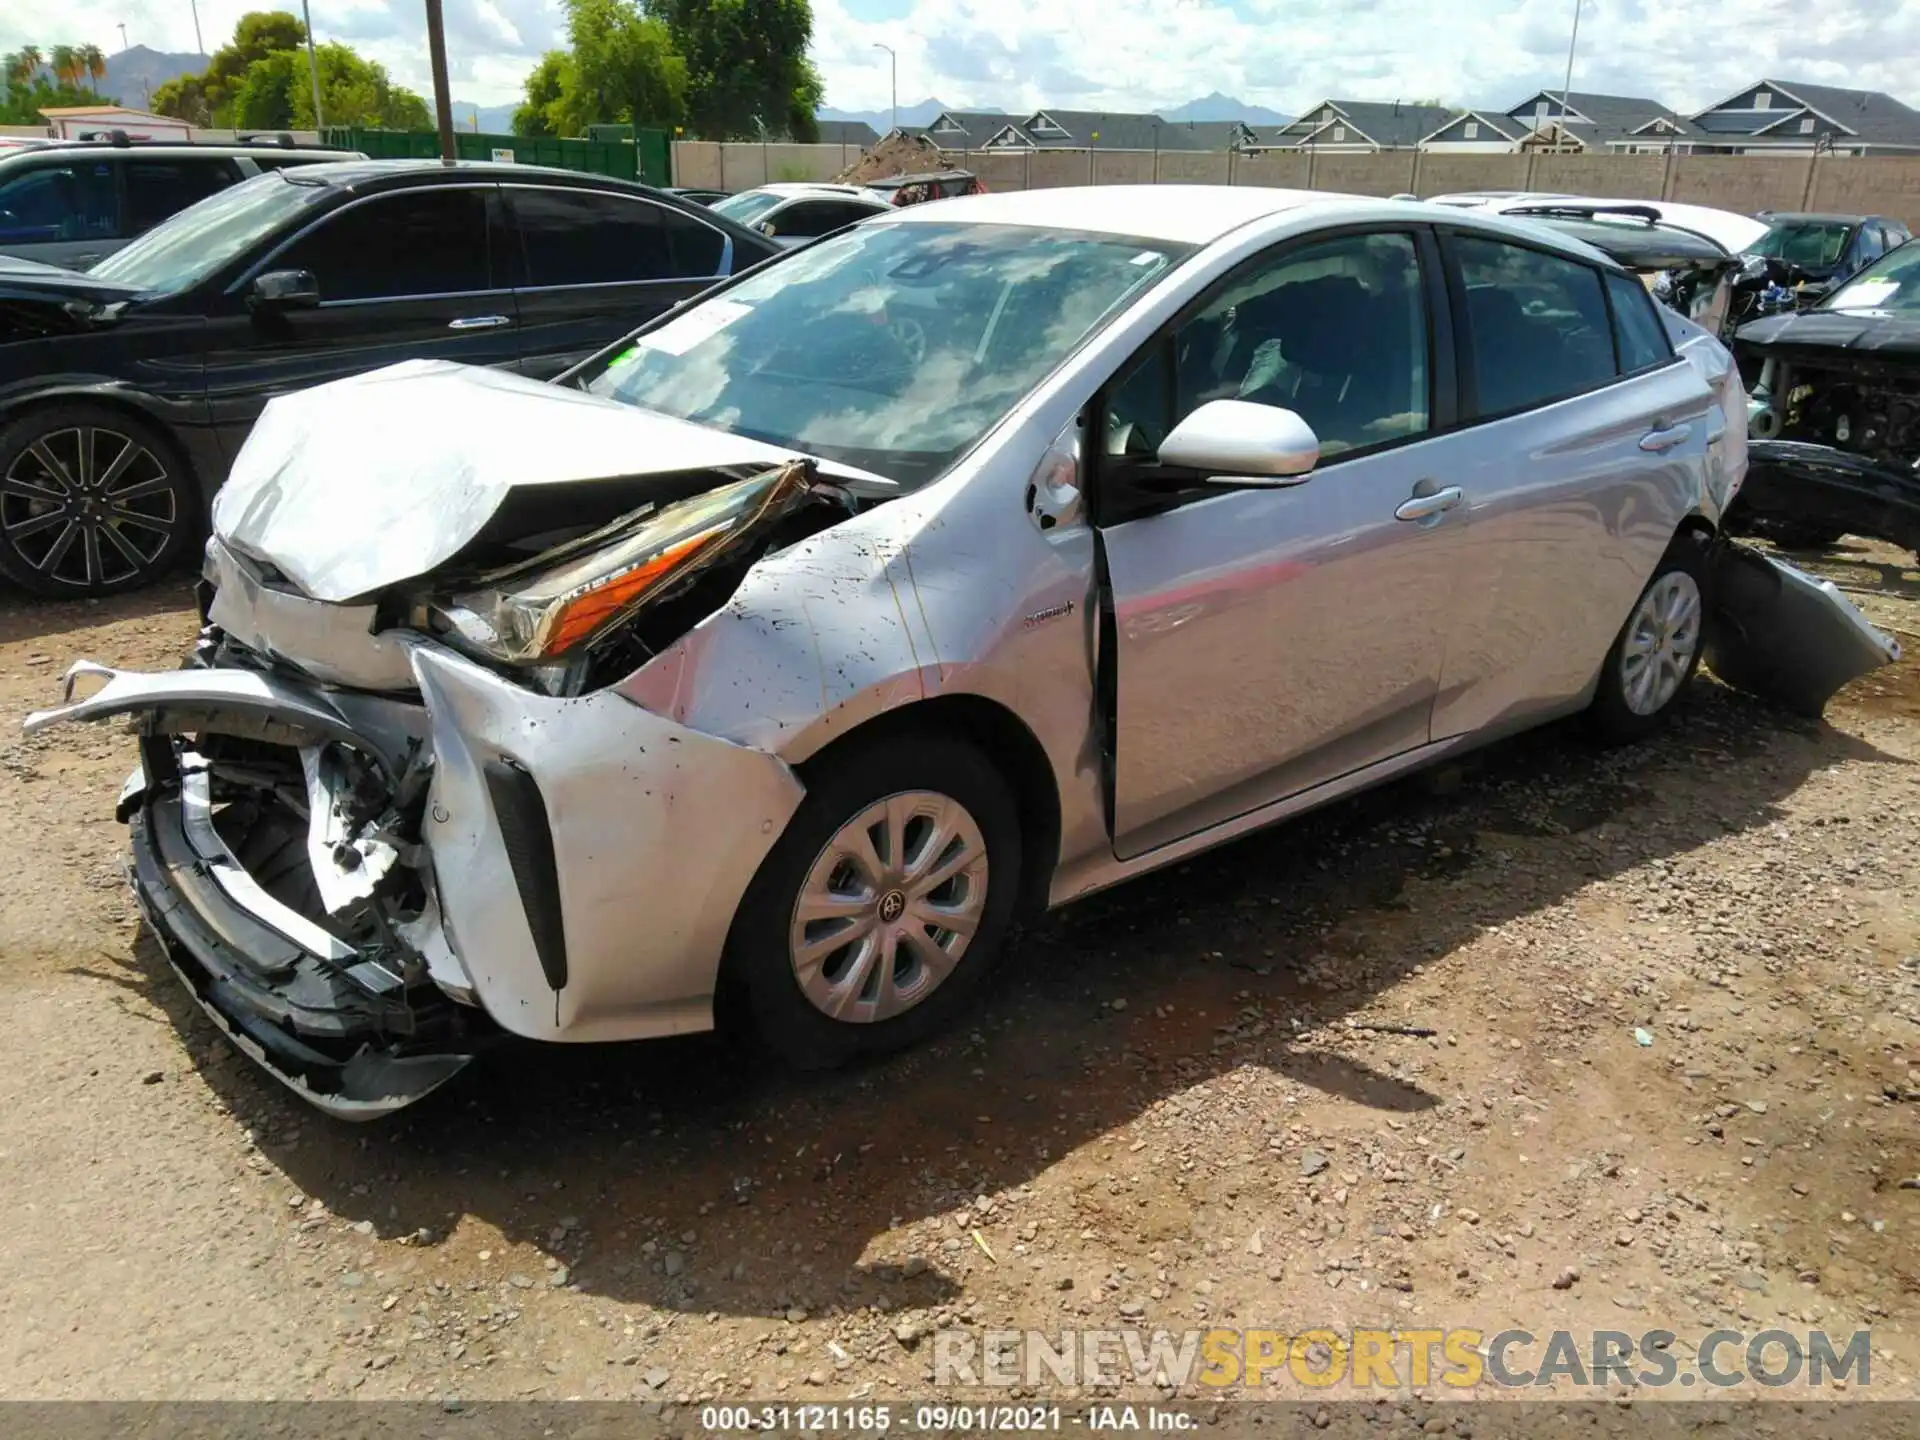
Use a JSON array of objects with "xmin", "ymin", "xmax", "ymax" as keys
[
  {"xmin": 7, "ymin": 47, "xmax": 44, "ymax": 86},
  {"xmin": 49, "ymin": 45, "xmax": 79, "ymax": 89},
  {"xmin": 77, "ymin": 44, "xmax": 106, "ymax": 89}
]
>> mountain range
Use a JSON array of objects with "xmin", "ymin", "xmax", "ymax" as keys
[
  {"xmin": 815, "ymin": 91, "xmax": 1294, "ymax": 134},
  {"xmin": 99, "ymin": 45, "xmax": 208, "ymax": 108},
  {"xmin": 91, "ymin": 53, "xmax": 1297, "ymax": 140}
]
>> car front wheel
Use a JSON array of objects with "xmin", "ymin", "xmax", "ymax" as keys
[
  {"xmin": 0, "ymin": 405, "xmax": 196, "ymax": 598},
  {"xmin": 724, "ymin": 733, "xmax": 1022, "ymax": 1070},
  {"xmin": 1586, "ymin": 534, "xmax": 1708, "ymax": 743}
]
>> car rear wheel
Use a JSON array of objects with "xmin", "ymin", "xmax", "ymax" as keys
[
  {"xmin": 723, "ymin": 733, "xmax": 1022, "ymax": 1070},
  {"xmin": 1586, "ymin": 535, "xmax": 1708, "ymax": 744},
  {"xmin": 0, "ymin": 405, "xmax": 196, "ymax": 598}
]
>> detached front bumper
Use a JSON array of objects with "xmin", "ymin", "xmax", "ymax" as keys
[{"xmin": 26, "ymin": 638, "xmax": 806, "ymax": 1118}]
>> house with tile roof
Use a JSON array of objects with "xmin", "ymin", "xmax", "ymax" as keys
[
  {"xmin": 1684, "ymin": 79, "xmax": 1920, "ymax": 155},
  {"xmin": 885, "ymin": 109, "xmax": 1011, "ymax": 150},
  {"xmin": 1253, "ymin": 99, "xmax": 1454, "ymax": 152},
  {"xmin": 977, "ymin": 110, "xmax": 1215, "ymax": 152},
  {"xmin": 814, "ymin": 119, "xmax": 881, "ymax": 147}
]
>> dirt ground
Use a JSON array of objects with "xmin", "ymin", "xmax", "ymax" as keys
[{"xmin": 1, "ymin": 543, "xmax": 1918, "ymax": 1412}]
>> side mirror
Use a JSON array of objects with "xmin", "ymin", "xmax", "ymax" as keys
[
  {"xmin": 248, "ymin": 268, "xmax": 319, "ymax": 310},
  {"xmin": 1157, "ymin": 400, "xmax": 1320, "ymax": 485}
]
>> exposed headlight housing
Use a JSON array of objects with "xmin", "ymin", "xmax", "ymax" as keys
[{"xmin": 428, "ymin": 461, "xmax": 815, "ymax": 670}]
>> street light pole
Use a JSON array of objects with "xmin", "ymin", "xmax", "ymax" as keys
[
  {"xmin": 424, "ymin": 0, "xmax": 457, "ymax": 163},
  {"xmin": 1558, "ymin": 0, "xmax": 1583, "ymax": 147},
  {"xmin": 872, "ymin": 43, "xmax": 896, "ymax": 134},
  {"xmin": 300, "ymin": 0, "xmax": 326, "ymax": 132}
]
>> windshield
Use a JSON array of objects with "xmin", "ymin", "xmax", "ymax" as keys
[
  {"xmin": 89, "ymin": 170, "xmax": 329, "ymax": 294},
  {"xmin": 1748, "ymin": 219, "xmax": 1852, "ymax": 268},
  {"xmin": 710, "ymin": 190, "xmax": 784, "ymax": 225},
  {"xmin": 1826, "ymin": 241, "xmax": 1920, "ymax": 312},
  {"xmin": 589, "ymin": 220, "xmax": 1189, "ymax": 488}
]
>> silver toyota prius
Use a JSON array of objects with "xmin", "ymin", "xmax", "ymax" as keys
[{"xmin": 25, "ymin": 186, "xmax": 1897, "ymax": 1117}]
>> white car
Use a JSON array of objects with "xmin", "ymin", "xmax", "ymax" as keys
[
  {"xmin": 708, "ymin": 183, "xmax": 894, "ymax": 247},
  {"xmin": 1428, "ymin": 190, "xmax": 1768, "ymax": 255}
]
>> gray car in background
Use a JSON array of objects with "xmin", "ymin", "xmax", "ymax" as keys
[
  {"xmin": 27, "ymin": 186, "xmax": 1897, "ymax": 1117},
  {"xmin": 0, "ymin": 135, "xmax": 359, "ymax": 269}
]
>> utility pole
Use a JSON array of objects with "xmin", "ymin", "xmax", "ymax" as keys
[
  {"xmin": 1558, "ymin": 0, "xmax": 1583, "ymax": 147},
  {"xmin": 873, "ymin": 43, "xmax": 896, "ymax": 134},
  {"xmin": 424, "ymin": 0, "xmax": 457, "ymax": 162},
  {"xmin": 189, "ymin": 0, "xmax": 204, "ymax": 55},
  {"xmin": 300, "ymin": 0, "xmax": 326, "ymax": 131}
]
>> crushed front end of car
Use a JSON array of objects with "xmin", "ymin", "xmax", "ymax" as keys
[
  {"xmin": 1732, "ymin": 310, "xmax": 1920, "ymax": 555},
  {"xmin": 24, "ymin": 361, "xmax": 875, "ymax": 1118}
]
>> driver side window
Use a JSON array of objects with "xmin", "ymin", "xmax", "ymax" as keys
[{"xmin": 1105, "ymin": 231, "xmax": 1431, "ymax": 465}]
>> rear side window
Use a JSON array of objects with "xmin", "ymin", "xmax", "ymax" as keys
[
  {"xmin": 773, "ymin": 199, "xmax": 878, "ymax": 239},
  {"xmin": 276, "ymin": 188, "xmax": 492, "ymax": 301},
  {"xmin": 660, "ymin": 204, "xmax": 725, "ymax": 274},
  {"xmin": 511, "ymin": 187, "xmax": 677, "ymax": 285},
  {"xmin": 0, "ymin": 160, "xmax": 117, "ymax": 244},
  {"xmin": 1454, "ymin": 235, "xmax": 1616, "ymax": 417},
  {"xmin": 124, "ymin": 159, "xmax": 240, "ymax": 235},
  {"xmin": 1604, "ymin": 270, "xmax": 1673, "ymax": 373}
]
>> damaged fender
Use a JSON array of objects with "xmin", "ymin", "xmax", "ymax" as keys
[{"xmin": 405, "ymin": 641, "xmax": 806, "ymax": 1042}]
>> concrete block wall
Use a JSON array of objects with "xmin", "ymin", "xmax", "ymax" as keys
[{"xmin": 663, "ymin": 142, "xmax": 1920, "ymax": 230}]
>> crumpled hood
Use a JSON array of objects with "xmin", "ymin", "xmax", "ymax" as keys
[{"xmin": 212, "ymin": 359, "xmax": 829, "ymax": 603}]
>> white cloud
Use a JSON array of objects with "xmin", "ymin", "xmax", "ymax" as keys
[{"xmin": 7, "ymin": 0, "xmax": 1919, "ymax": 118}]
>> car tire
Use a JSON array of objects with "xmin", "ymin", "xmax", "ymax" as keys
[
  {"xmin": 722, "ymin": 733, "xmax": 1023, "ymax": 1071},
  {"xmin": 1585, "ymin": 533, "xmax": 1709, "ymax": 745},
  {"xmin": 0, "ymin": 405, "xmax": 197, "ymax": 598}
]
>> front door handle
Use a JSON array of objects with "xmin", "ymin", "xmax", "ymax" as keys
[
  {"xmin": 1640, "ymin": 422, "xmax": 1692, "ymax": 452},
  {"xmin": 1395, "ymin": 485, "xmax": 1464, "ymax": 522},
  {"xmin": 448, "ymin": 314, "xmax": 511, "ymax": 331}
]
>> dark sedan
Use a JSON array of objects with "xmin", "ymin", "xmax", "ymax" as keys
[{"xmin": 0, "ymin": 160, "xmax": 780, "ymax": 597}]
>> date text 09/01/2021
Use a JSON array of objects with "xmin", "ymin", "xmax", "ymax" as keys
[{"xmin": 697, "ymin": 1405, "xmax": 1193, "ymax": 1431}]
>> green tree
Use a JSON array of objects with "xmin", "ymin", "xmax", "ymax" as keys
[
  {"xmin": 512, "ymin": 51, "xmax": 571, "ymax": 137},
  {"xmin": 0, "ymin": 67, "xmax": 109, "ymax": 126},
  {"xmin": 645, "ymin": 0, "xmax": 819, "ymax": 140},
  {"xmin": 230, "ymin": 43, "xmax": 430, "ymax": 130},
  {"xmin": 6, "ymin": 47, "xmax": 44, "ymax": 86},
  {"xmin": 152, "ymin": 11, "xmax": 313, "ymax": 125}
]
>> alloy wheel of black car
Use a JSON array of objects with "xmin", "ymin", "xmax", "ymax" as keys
[{"xmin": 0, "ymin": 408, "xmax": 194, "ymax": 598}]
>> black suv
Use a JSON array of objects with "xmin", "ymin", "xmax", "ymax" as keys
[
  {"xmin": 0, "ymin": 133, "xmax": 360, "ymax": 270},
  {"xmin": 0, "ymin": 159, "xmax": 781, "ymax": 597},
  {"xmin": 1747, "ymin": 211, "xmax": 1912, "ymax": 301}
]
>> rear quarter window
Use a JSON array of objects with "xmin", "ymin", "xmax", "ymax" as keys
[{"xmin": 1604, "ymin": 269, "xmax": 1674, "ymax": 373}]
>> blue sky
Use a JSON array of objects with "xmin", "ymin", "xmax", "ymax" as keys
[{"xmin": 11, "ymin": 0, "xmax": 1919, "ymax": 119}]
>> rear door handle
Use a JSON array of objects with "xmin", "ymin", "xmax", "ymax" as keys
[
  {"xmin": 448, "ymin": 314, "xmax": 511, "ymax": 331},
  {"xmin": 1395, "ymin": 485, "xmax": 1464, "ymax": 522},
  {"xmin": 1640, "ymin": 423, "xmax": 1692, "ymax": 452}
]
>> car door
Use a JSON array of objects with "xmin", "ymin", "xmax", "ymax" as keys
[
  {"xmin": 198, "ymin": 182, "xmax": 521, "ymax": 466},
  {"xmin": 1094, "ymin": 226, "xmax": 1479, "ymax": 859},
  {"xmin": 1426, "ymin": 229, "xmax": 1716, "ymax": 742},
  {"xmin": 0, "ymin": 154, "xmax": 119, "ymax": 268},
  {"xmin": 505, "ymin": 184, "xmax": 732, "ymax": 381}
]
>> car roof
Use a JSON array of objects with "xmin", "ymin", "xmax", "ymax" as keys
[
  {"xmin": 881, "ymin": 184, "xmax": 1360, "ymax": 243},
  {"xmin": 0, "ymin": 138, "xmax": 355, "ymax": 163},
  {"xmin": 745, "ymin": 182, "xmax": 880, "ymax": 198},
  {"xmin": 268, "ymin": 157, "xmax": 669, "ymax": 189}
]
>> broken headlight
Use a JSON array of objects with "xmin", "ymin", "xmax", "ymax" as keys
[{"xmin": 426, "ymin": 462, "xmax": 813, "ymax": 673}]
